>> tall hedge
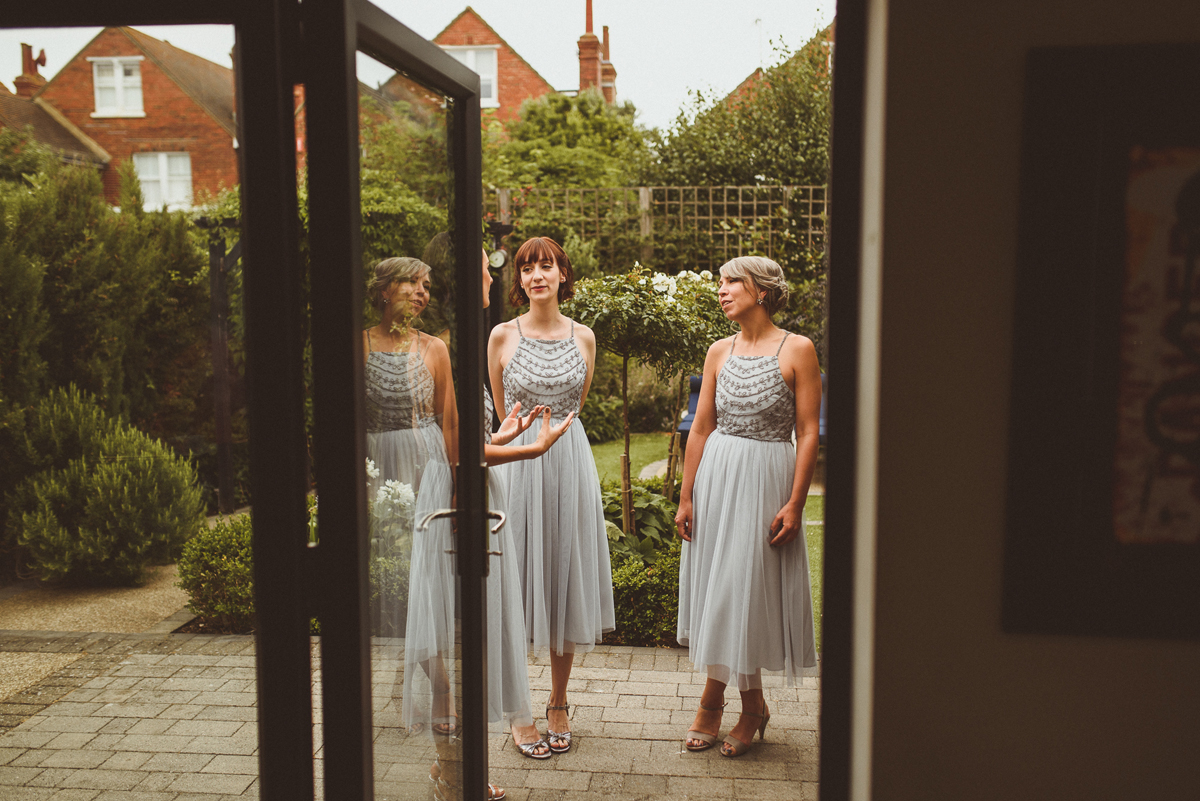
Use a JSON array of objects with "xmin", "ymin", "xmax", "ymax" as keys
[{"xmin": 0, "ymin": 138, "xmax": 210, "ymax": 444}]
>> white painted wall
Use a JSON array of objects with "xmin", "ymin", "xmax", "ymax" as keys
[{"xmin": 868, "ymin": 1, "xmax": 1200, "ymax": 797}]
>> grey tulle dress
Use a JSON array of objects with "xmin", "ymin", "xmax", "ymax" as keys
[
  {"xmin": 677, "ymin": 333, "xmax": 818, "ymax": 689},
  {"xmin": 496, "ymin": 318, "xmax": 615, "ymax": 655},
  {"xmin": 483, "ymin": 386, "xmax": 535, "ymax": 729},
  {"xmin": 363, "ymin": 332, "xmax": 454, "ymax": 732}
]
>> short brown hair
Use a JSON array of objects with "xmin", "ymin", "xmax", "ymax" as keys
[{"xmin": 509, "ymin": 237, "xmax": 575, "ymax": 307}]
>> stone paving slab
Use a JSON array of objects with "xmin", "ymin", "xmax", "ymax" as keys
[{"xmin": 0, "ymin": 631, "xmax": 819, "ymax": 799}]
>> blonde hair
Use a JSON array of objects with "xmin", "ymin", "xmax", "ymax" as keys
[
  {"xmin": 719, "ymin": 256, "xmax": 790, "ymax": 315},
  {"xmin": 367, "ymin": 257, "xmax": 430, "ymax": 311}
]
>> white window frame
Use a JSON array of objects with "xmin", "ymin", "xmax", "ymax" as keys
[
  {"xmin": 88, "ymin": 56, "xmax": 145, "ymax": 118},
  {"xmin": 132, "ymin": 151, "xmax": 193, "ymax": 211},
  {"xmin": 440, "ymin": 45, "xmax": 500, "ymax": 108}
]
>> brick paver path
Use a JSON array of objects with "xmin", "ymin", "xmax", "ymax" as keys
[{"xmin": 0, "ymin": 632, "xmax": 819, "ymax": 800}]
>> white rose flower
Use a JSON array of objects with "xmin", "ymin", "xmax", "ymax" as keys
[
  {"xmin": 699, "ymin": 270, "xmax": 713, "ymax": 280},
  {"xmin": 365, "ymin": 458, "xmax": 380, "ymax": 479}
]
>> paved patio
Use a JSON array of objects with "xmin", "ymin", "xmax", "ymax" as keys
[{"xmin": 0, "ymin": 631, "xmax": 819, "ymax": 800}]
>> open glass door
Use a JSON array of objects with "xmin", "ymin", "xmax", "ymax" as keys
[
  {"xmin": 303, "ymin": 1, "xmax": 488, "ymax": 799},
  {"xmin": 0, "ymin": 2, "xmax": 486, "ymax": 799}
]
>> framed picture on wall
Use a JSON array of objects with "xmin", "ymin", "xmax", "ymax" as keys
[{"xmin": 1004, "ymin": 43, "xmax": 1200, "ymax": 640}]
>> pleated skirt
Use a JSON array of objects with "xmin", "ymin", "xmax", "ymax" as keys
[
  {"xmin": 677, "ymin": 431, "xmax": 818, "ymax": 689},
  {"xmin": 498, "ymin": 420, "xmax": 615, "ymax": 656}
]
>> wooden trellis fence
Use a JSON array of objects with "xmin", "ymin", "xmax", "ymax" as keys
[{"xmin": 485, "ymin": 185, "xmax": 827, "ymax": 272}]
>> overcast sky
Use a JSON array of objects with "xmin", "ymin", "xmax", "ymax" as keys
[{"xmin": 0, "ymin": 1, "xmax": 832, "ymax": 131}]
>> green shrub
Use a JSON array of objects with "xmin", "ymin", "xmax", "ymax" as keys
[
  {"xmin": 605, "ymin": 538, "xmax": 681, "ymax": 647},
  {"xmin": 3, "ymin": 387, "xmax": 204, "ymax": 584},
  {"xmin": 601, "ymin": 479, "xmax": 678, "ymax": 565},
  {"xmin": 177, "ymin": 513, "xmax": 254, "ymax": 632},
  {"xmin": 580, "ymin": 395, "xmax": 623, "ymax": 444},
  {"xmin": 369, "ymin": 553, "xmax": 410, "ymax": 637}
]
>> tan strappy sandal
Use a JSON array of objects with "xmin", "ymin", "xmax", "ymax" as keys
[
  {"xmin": 684, "ymin": 701, "xmax": 727, "ymax": 752},
  {"xmin": 720, "ymin": 703, "xmax": 770, "ymax": 757}
]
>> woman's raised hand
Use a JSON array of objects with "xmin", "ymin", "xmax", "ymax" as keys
[
  {"xmin": 493, "ymin": 401, "xmax": 545, "ymax": 446},
  {"xmin": 674, "ymin": 499, "xmax": 694, "ymax": 542},
  {"xmin": 532, "ymin": 408, "xmax": 574, "ymax": 454}
]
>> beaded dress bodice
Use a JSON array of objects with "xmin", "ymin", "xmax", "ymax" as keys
[
  {"xmin": 714, "ymin": 333, "xmax": 795, "ymax": 443},
  {"xmin": 484, "ymin": 385, "xmax": 495, "ymax": 445},
  {"xmin": 502, "ymin": 318, "xmax": 585, "ymax": 421},
  {"xmin": 365, "ymin": 332, "xmax": 437, "ymax": 433}
]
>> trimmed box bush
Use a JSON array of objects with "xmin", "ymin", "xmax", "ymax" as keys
[
  {"xmin": 177, "ymin": 512, "xmax": 254, "ymax": 632},
  {"xmin": 3, "ymin": 386, "xmax": 204, "ymax": 584}
]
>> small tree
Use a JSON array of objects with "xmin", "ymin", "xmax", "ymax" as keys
[{"xmin": 565, "ymin": 266, "xmax": 733, "ymax": 532}]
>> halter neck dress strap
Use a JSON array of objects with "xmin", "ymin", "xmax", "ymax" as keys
[
  {"xmin": 774, "ymin": 333, "xmax": 790, "ymax": 357},
  {"xmin": 366, "ymin": 329, "xmax": 373, "ymax": 352},
  {"xmin": 728, "ymin": 333, "xmax": 738, "ymax": 356},
  {"xmin": 515, "ymin": 316, "xmax": 524, "ymax": 337}
]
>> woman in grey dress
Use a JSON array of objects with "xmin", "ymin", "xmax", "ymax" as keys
[
  {"xmin": 674, "ymin": 256, "xmax": 822, "ymax": 757},
  {"xmin": 488, "ymin": 236, "xmax": 615, "ymax": 754},
  {"xmin": 477, "ymin": 249, "xmax": 576, "ymax": 759}
]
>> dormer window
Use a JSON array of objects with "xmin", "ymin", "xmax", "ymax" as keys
[
  {"xmin": 89, "ymin": 56, "xmax": 145, "ymax": 117},
  {"xmin": 443, "ymin": 46, "xmax": 499, "ymax": 108}
]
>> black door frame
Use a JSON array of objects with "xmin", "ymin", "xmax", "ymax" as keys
[
  {"xmin": 302, "ymin": 1, "xmax": 487, "ymax": 799},
  {"xmin": 5, "ymin": 3, "xmax": 316, "ymax": 798},
  {"xmin": 4, "ymin": 2, "xmax": 487, "ymax": 800}
]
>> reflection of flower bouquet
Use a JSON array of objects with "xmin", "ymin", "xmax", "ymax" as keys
[{"xmin": 366, "ymin": 459, "xmax": 415, "ymax": 637}]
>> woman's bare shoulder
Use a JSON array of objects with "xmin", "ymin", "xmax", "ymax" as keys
[{"xmin": 570, "ymin": 319, "xmax": 596, "ymax": 344}]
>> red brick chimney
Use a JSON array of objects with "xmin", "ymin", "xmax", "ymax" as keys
[
  {"xmin": 600, "ymin": 24, "xmax": 617, "ymax": 103},
  {"xmin": 577, "ymin": 0, "xmax": 602, "ymax": 95},
  {"xmin": 13, "ymin": 43, "xmax": 47, "ymax": 98}
]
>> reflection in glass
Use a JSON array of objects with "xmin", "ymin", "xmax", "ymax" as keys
[{"xmin": 357, "ymin": 50, "xmax": 464, "ymax": 800}]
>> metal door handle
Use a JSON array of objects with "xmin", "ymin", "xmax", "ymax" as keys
[{"xmin": 416, "ymin": 508, "xmax": 504, "ymax": 556}]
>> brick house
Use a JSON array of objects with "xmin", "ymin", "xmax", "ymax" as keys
[
  {"xmin": 0, "ymin": 46, "xmax": 110, "ymax": 173},
  {"xmin": 404, "ymin": 2, "xmax": 619, "ymax": 127},
  {"xmin": 6, "ymin": 27, "xmax": 238, "ymax": 208},
  {"xmin": 422, "ymin": 6, "xmax": 556, "ymax": 126}
]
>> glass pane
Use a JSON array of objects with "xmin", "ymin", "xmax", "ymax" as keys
[
  {"xmin": 142, "ymin": 177, "xmax": 163, "ymax": 207},
  {"xmin": 473, "ymin": 48, "xmax": 495, "ymax": 75},
  {"xmin": 356, "ymin": 47, "xmax": 477, "ymax": 800},
  {"xmin": 0, "ymin": 14, "xmax": 260, "ymax": 796},
  {"xmin": 124, "ymin": 84, "xmax": 143, "ymax": 110},
  {"xmin": 168, "ymin": 153, "xmax": 191, "ymax": 175},
  {"xmin": 132, "ymin": 152, "xmax": 159, "ymax": 177},
  {"xmin": 122, "ymin": 62, "xmax": 137, "ymax": 78}
]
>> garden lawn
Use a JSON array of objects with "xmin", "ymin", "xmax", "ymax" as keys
[
  {"xmin": 590, "ymin": 432, "xmax": 674, "ymax": 483},
  {"xmin": 805, "ymin": 493, "xmax": 825, "ymax": 650}
]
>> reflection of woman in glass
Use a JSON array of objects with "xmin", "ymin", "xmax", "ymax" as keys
[
  {"xmin": 488, "ymin": 237, "xmax": 615, "ymax": 754},
  {"xmin": 674, "ymin": 256, "xmax": 821, "ymax": 758},
  {"xmin": 362, "ymin": 257, "xmax": 457, "ymax": 744}
]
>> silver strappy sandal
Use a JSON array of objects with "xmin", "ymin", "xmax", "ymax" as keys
[{"xmin": 545, "ymin": 704, "xmax": 572, "ymax": 754}]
